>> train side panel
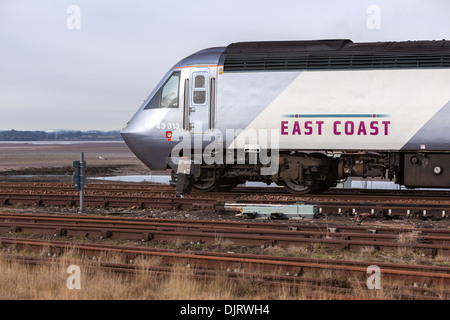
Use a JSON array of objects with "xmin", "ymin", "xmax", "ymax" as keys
[{"xmin": 216, "ymin": 69, "xmax": 450, "ymax": 152}]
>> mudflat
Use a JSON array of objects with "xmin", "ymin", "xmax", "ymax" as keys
[{"xmin": 0, "ymin": 142, "xmax": 150, "ymax": 176}]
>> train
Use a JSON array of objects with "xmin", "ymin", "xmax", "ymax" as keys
[{"xmin": 121, "ymin": 39, "xmax": 450, "ymax": 194}]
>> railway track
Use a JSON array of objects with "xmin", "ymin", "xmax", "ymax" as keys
[
  {"xmin": 2, "ymin": 181, "xmax": 450, "ymax": 200},
  {"xmin": 0, "ymin": 213, "xmax": 449, "ymax": 256},
  {"xmin": 1, "ymin": 182, "xmax": 450, "ymax": 218},
  {"xmin": 0, "ymin": 192, "xmax": 220, "ymax": 210},
  {"xmin": 1, "ymin": 191, "xmax": 448, "ymax": 219},
  {"xmin": 1, "ymin": 236, "xmax": 449, "ymax": 299},
  {"xmin": 0, "ymin": 208, "xmax": 449, "ymax": 299},
  {"xmin": 1, "ymin": 254, "xmax": 363, "ymax": 300}
]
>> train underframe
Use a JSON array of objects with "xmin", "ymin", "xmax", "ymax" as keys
[{"xmin": 167, "ymin": 151, "xmax": 450, "ymax": 194}]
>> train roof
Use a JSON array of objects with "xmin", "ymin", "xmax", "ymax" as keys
[
  {"xmin": 224, "ymin": 39, "xmax": 450, "ymax": 54},
  {"xmin": 221, "ymin": 39, "xmax": 450, "ymax": 72},
  {"xmin": 172, "ymin": 47, "xmax": 226, "ymax": 69}
]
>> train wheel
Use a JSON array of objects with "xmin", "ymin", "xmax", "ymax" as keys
[
  {"xmin": 192, "ymin": 180, "xmax": 219, "ymax": 192},
  {"xmin": 283, "ymin": 179, "xmax": 315, "ymax": 195}
]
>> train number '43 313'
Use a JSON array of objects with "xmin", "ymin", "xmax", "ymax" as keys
[{"xmin": 156, "ymin": 122, "xmax": 180, "ymax": 130}]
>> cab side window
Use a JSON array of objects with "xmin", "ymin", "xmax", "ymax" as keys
[
  {"xmin": 144, "ymin": 71, "xmax": 180, "ymax": 109},
  {"xmin": 161, "ymin": 72, "xmax": 180, "ymax": 108}
]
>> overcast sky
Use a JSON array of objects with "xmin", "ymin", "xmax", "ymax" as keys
[{"xmin": 1, "ymin": 0, "xmax": 450, "ymax": 131}]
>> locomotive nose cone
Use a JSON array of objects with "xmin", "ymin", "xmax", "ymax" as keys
[
  {"xmin": 120, "ymin": 110, "xmax": 146, "ymax": 145},
  {"xmin": 120, "ymin": 116, "xmax": 145, "ymax": 157},
  {"xmin": 120, "ymin": 126, "xmax": 154, "ymax": 168},
  {"xmin": 120, "ymin": 122, "xmax": 132, "ymax": 141},
  {"xmin": 120, "ymin": 120, "xmax": 145, "ymax": 158},
  {"xmin": 120, "ymin": 114, "xmax": 173, "ymax": 170},
  {"xmin": 120, "ymin": 122, "xmax": 134, "ymax": 145}
]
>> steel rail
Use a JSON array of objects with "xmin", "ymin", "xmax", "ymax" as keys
[
  {"xmin": 2, "ymin": 235, "xmax": 447, "ymax": 275},
  {"xmin": 1, "ymin": 237, "xmax": 449, "ymax": 290},
  {"xmin": 1, "ymin": 181, "xmax": 450, "ymax": 217},
  {"xmin": 1, "ymin": 191, "xmax": 449, "ymax": 219},
  {"xmin": 2, "ymin": 182, "xmax": 450, "ymax": 200},
  {"xmin": 1, "ymin": 213, "xmax": 450, "ymax": 246},
  {"xmin": 2, "ymin": 254, "xmax": 445, "ymax": 300},
  {"xmin": 1, "ymin": 212, "xmax": 449, "ymax": 237},
  {"xmin": 1, "ymin": 214, "xmax": 449, "ymax": 275},
  {"xmin": 0, "ymin": 213, "xmax": 449, "ymax": 256},
  {"xmin": 0, "ymin": 193, "xmax": 220, "ymax": 210},
  {"xmin": 3, "ymin": 182, "xmax": 450, "ymax": 206}
]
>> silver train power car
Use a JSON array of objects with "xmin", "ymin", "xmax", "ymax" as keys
[{"xmin": 121, "ymin": 39, "xmax": 450, "ymax": 194}]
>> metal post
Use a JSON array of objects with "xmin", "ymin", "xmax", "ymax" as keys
[{"xmin": 79, "ymin": 152, "xmax": 85, "ymax": 212}]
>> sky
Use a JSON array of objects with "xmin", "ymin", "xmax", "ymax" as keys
[{"xmin": 1, "ymin": 0, "xmax": 450, "ymax": 131}]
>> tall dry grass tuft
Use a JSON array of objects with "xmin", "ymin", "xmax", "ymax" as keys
[
  {"xmin": 433, "ymin": 253, "xmax": 450, "ymax": 266},
  {"xmin": 396, "ymin": 231, "xmax": 421, "ymax": 257},
  {"xmin": 285, "ymin": 245, "xmax": 310, "ymax": 257},
  {"xmin": 358, "ymin": 246, "xmax": 378, "ymax": 260},
  {"xmin": 397, "ymin": 231, "xmax": 421, "ymax": 245},
  {"xmin": 214, "ymin": 238, "xmax": 235, "ymax": 252},
  {"xmin": 347, "ymin": 273, "xmax": 389, "ymax": 300},
  {"xmin": 152, "ymin": 263, "xmax": 272, "ymax": 300},
  {"xmin": 264, "ymin": 245, "xmax": 288, "ymax": 257}
]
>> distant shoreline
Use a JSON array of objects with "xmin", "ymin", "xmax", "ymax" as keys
[{"xmin": 0, "ymin": 129, "xmax": 122, "ymax": 142}]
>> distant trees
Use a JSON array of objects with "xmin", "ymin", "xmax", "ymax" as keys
[{"xmin": 0, "ymin": 130, "xmax": 122, "ymax": 141}]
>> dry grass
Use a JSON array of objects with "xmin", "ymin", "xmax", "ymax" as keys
[
  {"xmin": 0, "ymin": 248, "xmax": 447, "ymax": 300},
  {"xmin": 0, "ymin": 247, "xmax": 390, "ymax": 300},
  {"xmin": 358, "ymin": 246, "xmax": 379, "ymax": 260},
  {"xmin": 0, "ymin": 250, "xmax": 311, "ymax": 300},
  {"xmin": 214, "ymin": 238, "xmax": 236, "ymax": 252},
  {"xmin": 396, "ymin": 231, "xmax": 422, "ymax": 257},
  {"xmin": 397, "ymin": 231, "xmax": 421, "ymax": 245}
]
